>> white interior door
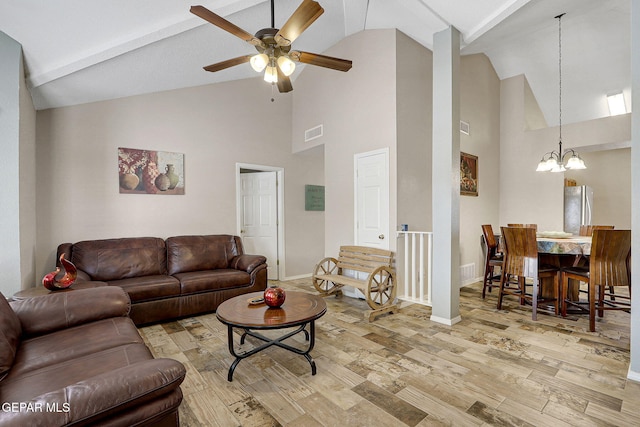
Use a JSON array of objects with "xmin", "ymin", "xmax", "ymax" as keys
[
  {"xmin": 345, "ymin": 149, "xmax": 390, "ymax": 299},
  {"xmin": 240, "ymin": 171, "xmax": 278, "ymax": 279},
  {"xmin": 355, "ymin": 149, "xmax": 390, "ymax": 250}
]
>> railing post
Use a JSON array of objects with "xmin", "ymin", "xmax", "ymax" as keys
[{"xmin": 396, "ymin": 231, "xmax": 433, "ymax": 306}]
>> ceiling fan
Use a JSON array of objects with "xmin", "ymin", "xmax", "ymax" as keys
[{"xmin": 190, "ymin": 0, "xmax": 352, "ymax": 93}]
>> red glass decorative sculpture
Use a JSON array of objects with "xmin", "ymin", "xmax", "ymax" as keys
[{"xmin": 42, "ymin": 254, "xmax": 78, "ymax": 291}]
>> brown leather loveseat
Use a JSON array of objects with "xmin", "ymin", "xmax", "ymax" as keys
[
  {"xmin": 0, "ymin": 286, "xmax": 186, "ymax": 426},
  {"xmin": 57, "ymin": 234, "xmax": 268, "ymax": 325}
]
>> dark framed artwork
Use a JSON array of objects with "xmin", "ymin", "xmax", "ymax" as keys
[
  {"xmin": 118, "ymin": 147, "xmax": 185, "ymax": 195},
  {"xmin": 460, "ymin": 152, "xmax": 478, "ymax": 196}
]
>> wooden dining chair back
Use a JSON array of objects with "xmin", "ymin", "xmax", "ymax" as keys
[
  {"xmin": 481, "ymin": 225, "xmax": 503, "ymax": 298},
  {"xmin": 561, "ymin": 229, "xmax": 631, "ymax": 332},
  {"xmin": 578, "ymin": 225, "xmax": 614, "ymax": 236},
  {"xmin": 497, "ymin": 226, "xmax": 559, "ymax": 320},
  {"xmin": 507, "ymin": 223, "xmax": 538, "ymax": 231}
]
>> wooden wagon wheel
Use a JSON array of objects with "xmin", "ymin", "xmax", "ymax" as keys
[
  {"xmin": 312, "ymin": 257, "xmax": 340, "ymax": 293},
  {"xmin": 366, "ymin": 266, "xmax": 396, "ymax": 309}
]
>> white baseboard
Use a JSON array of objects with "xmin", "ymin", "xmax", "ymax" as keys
[
  {"xmin": 280, "ymin": 273, "xmax": 311, "ymax": 281},
  {"xmin": 628, "ymin": 368, "xmax": 640, "ymax": 383},
  {"xmin": 430, "ymin": 314, "xmax": 462, "ymax": 326}
]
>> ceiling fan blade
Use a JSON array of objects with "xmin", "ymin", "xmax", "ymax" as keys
[
  {"xmin": 276, "ymin": 67, "xmax": 293, "ymax": 93},
  {"xmin": 275, "ymin": 0, "xmax": 324, "ymax": 47},
  {"xmin": 203, "ymin": 55, "xmax": 252, "ymax": 72},
  {"xmin": 191, "ymin": 5, "xmax": 264, "ymax": 47},
  {"xmin": 290, "ymin": 51, "xmax": 352, "ymax": 72}
]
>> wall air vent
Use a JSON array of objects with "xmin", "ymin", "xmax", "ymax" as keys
[
  {"xmin": 460, "ymin": 120, "xmax": 470, "ymax": 135},
  {"xmin": 305, "ymin": 124, "xmax": 323, "ymax": 142}
]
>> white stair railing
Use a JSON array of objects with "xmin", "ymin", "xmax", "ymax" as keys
[{"xmin": 396, "ymin": 231, "xmax": 433, "ymax": 306}]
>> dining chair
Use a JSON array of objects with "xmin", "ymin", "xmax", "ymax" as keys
[
  {"xmin": 578, "ymin": 225, "xmax": 614, "ymax": 236},
  {"xmin": 561, "ymin": 229, "xmax": 631, "ymax": 332},
  {"xmin": 507, "ymin": 223, "xmax": 538, "ymax": 231},
  {"xmin": 497, "ymin": 226, "xmax": 559, "ymax": 320},
  {"xmin": 481, "ymin": 225, "xmax": 503, "ymax": 298}
]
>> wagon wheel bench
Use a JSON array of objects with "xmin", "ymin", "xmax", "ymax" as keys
[{"xmin": 312, "ymin": 245, "xmax": 398, "ymax": 321}]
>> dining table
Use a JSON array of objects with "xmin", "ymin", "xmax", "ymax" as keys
[
  {"xmin": 493, "ymin": 231, "xmax": 591, "ymax": 302},
  {"xmin": 494, "ymin": 233, "xmax": 592, "ymax": 258},
  {"xmin": 536, "ymin": 235, "xmax": 592, "ymax": 257},
  {"xmin": 536, "ymin": 233, "xmax": 591, "ymax": 301}
]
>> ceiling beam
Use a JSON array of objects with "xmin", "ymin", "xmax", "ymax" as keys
[
  {"xmin": 464, "ymin": 0, "xmax": 531, "ymax": 45},
  {"xmin": 27, "ymin": 0, "xmax": 264, "ymax": 89}
]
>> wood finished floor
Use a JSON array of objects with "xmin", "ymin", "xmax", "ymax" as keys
[{"xmin": 139, "ymin": 279, "xmax": 638, "ymax": 427}]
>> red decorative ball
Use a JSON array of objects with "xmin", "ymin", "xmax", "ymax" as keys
[{"xmin": 263, "ymin": 287, "xmax": 286, "ymax": 308}]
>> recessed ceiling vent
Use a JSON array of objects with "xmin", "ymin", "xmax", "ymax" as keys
[{"xmin": 305, "ymin": 124, "xmax": 323, "ymax": 142}]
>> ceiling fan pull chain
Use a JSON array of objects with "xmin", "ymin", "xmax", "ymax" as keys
[{"xmin": 271, "ymin": 82, "xmax": 275, "ymax": 102}]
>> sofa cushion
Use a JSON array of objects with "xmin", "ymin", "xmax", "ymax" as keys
[
  {"xmin": 174, "ymin": 269, "xmax": 251, "ymax": 295},
  {"xmin": 166, "ymin": 235, "xmax": 242, "ymax": 275},
  {"xmin": 0, "ymin": 293, "xmax": 22, "ymax": 380},
  {"xmin": 10, "ymin": 287, "xmax": 131, "ymax": 338},
  {"xmin": 71, "ymin": 237, "xmax": 167, "ymax": 281},
  {"xmin": 0, "ymin": 342, "xmax": 154, "ymax": 403},
  {"xmin": 8, "ymin": 317, "xmax": 144, "ymax": 377},
  {"xmin": 109, "ymin": 275, "xmax": 181, "ymax": 303}
]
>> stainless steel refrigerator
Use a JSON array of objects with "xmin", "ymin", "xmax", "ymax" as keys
[{"xmin": 564, "ymin": 185, "xmax": 593, "ymax": 234}]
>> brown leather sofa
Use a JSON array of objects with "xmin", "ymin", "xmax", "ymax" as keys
[
  {"xmin": 57, "ymin": 234, "xmax": 268, "ymax": 325},
  {"xmin": 0, "ymin": 287, "xmax": 186, "ymax": 426}
]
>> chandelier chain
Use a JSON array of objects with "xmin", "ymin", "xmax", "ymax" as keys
[
  {"xmin": 557, "ymin": 13, "xmax": 563, "ymax": 145},
  {"xmin": 536, "ymin": 13, "xmax": 586, "ymax": 172}
]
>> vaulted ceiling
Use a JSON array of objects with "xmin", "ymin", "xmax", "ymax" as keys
[{"xmin": 0, "ymin": 0, "xmax": 630, "ymax": 127}]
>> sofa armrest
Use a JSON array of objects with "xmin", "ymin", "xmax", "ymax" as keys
[
  {"xmin": 9, "ymin": 287, "xmax": 130, "ymax": 337},
  {"xmin": 230, "ymin": 254, "xmax": 267, "ymax": 274},
  {"xmin": 0, "ymin": 358, "xmax": 186, "ymax": 426}
]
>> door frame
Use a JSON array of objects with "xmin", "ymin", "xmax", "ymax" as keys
[{"xmin": 236, "ymin": 163, "xmax": 285, "ymax": 281}]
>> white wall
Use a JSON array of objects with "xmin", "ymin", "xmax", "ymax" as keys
[
  {"xmin": 0, "ymin": 32, "xmax": 36, "ymax": 296},
  {"xmin": 34, "ymin": 77, "xmax": 323, "ymax": 286},
  {"xmin": 459, "ymin": 54, "xmax": 501, "ymax": 278},
  {"xmin": 292, "ymin": 30, "xmax": 501, "ymax": 280},
  {"xmin": 0, "ymin": 32, "xmax": 22, "ymax": 297},
  {"xmin": 565, "ymin": 148, "xmax": 631, "ymax": 229},
  {"xmin": 396, "ymin": 31, "xmax": 433, "ymax": 233},
  {"xmin": 500, "ymin": 75, "xmax": 631, "ymax": 231},
  {"xmin": 19, "ymin": 46, "xmax": 37, "ymax": 291},
  {"xmin": 292, "ymin": 29, "xmax": 398, "ymax": 254},
  {"xmin": 629, "ymin": 0, "xmax": 639, "ymax": 380}
]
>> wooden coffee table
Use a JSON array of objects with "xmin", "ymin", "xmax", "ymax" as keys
[{"xmin": 216, "ymin": 291, "xmax": 327, "ymax": 381}]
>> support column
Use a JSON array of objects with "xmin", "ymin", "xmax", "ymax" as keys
[
  {"xmin": 0, "ymin": 32, "xmax": 23, "ymax": 297},
  {"xmin": 430, "ymin": 26, "xmax": 461, "ymax": 325},
  {"xmin": 629, "ymin": 0, "xmax": 640, "ymax": 382}
]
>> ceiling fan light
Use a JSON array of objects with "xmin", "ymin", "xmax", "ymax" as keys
[
  {"xmin": 250, "ymin": 54, "xmax": 269, "ymax": 72},
  {"xmin": 277, "ymin": 56, "xmax": 296, "ymax": 76},
  {"xmin": 264, "ymin": 65, "xmax": 278, "ymax": 83}
]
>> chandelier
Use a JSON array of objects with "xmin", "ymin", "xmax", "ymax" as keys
[{"xmin": 536, "ymin": 13, "xmax": 586, "ymax": 172}]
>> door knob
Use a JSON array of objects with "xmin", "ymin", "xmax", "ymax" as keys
[{"xmin": 379, "ymin": 234, "xmax": 385, "ymax": 240}]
